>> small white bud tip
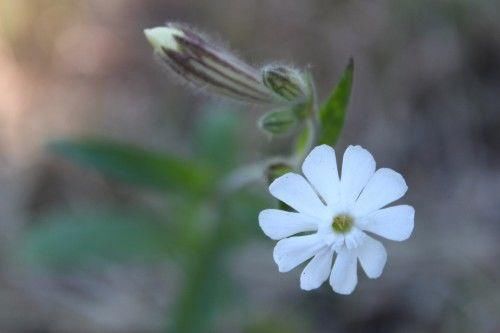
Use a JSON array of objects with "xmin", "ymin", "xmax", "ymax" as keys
[{"xmin": 144, "ymin": 26, "xmax": 184, "ymax": 52}]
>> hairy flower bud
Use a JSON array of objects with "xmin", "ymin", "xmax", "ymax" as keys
[
  {"xmin": 259, "ymin": 109, "xmax": 297, "ymax": 135},
  {"xmin": 262, "ymin": 65, "xmax": 308, "ymax": 101},
  {"xmin": 144, "ymin": 24, "xmax": 275, "ymax": 103}
]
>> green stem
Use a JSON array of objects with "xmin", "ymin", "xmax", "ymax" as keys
[
  {"xmin": 168, "ymin": 215, "xmax": 230, "ymax": 333},
  {"xmin": 169, "ymin": 173, "xmax": 253, "ymax": 332},
  {"xmin": 293, "ymin": 69, "xmax": 319, "ymax": 167}
]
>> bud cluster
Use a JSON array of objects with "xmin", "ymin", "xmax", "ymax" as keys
[
  {"xmin": 145, "ymin": 24, "xmax": 275, "ymax": 103},
  {"xmin": 144, "ymin": 23, "xmax": 310, "ymax": 106}
]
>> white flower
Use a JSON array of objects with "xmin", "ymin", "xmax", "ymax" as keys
[{"xmin": 259, "ymin": 145, "xmax": 414, "ymax": 295}]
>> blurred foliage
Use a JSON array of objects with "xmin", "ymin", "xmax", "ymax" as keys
[
  {"xmin": 169, "ymin": 218, "xmax": 234, "ymax": 333},
  {"xmin": 193, "ymin": 107, "xmax": 240, "ymax": 173},
  {"xmin": 22, "ymin": 108, "xmax": 272, "ymax": 332},
  {"xmin": 50, "ymin": 139, "xmax": 214, "ymax": 196},
  {"xmin": 22, "ymin": 209, "xmax": 173, "ymax": 268},
  {"xmin": 166, "ymin": 188, "xmax": 268, "ymax": 333}
]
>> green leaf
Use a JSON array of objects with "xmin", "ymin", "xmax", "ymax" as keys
[
  {"xmin": 50, "ymin": 139, "xmax": 213, "ymax": 194},
  {"xmin": 318, "ymin": 58, "xmax": 354, "ymax": 145},
  {"xmin": 21, "ymin": 210, "xmax": 174, "ymax": 268}
]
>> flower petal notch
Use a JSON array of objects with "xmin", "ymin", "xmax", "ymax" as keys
[
  {"xmin": 259, "ymin": 144, "xmax": 414, "ymax": 294},
  {"xmin": 144, "ymin": 23, "xmax": 276, "ymax": 103}
]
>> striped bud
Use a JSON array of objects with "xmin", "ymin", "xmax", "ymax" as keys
[
  {"xmin": 262, "ymin": 65, "xmax": 308, "ymax": 101},
  {"xmin": 144, "ymin": 24, "xmax": 275, "ymax": 103},
  {"xmin": 258, "ymin": 109, "xmax": 297, "ymax": 135},
  {"xmin": 258, "ymin": 101, "xmax": 309, "ymax": 135}
]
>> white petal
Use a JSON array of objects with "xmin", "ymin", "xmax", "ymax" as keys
[
  {"xmin": 344, "ymin": 228, "xmax": 366, "ymax": 250},
  {"xmin": 358, "ymin": 205, "xmax": 414, "ymax": 241},
  {"xmin": 329, "ymin": 250, "xmax": 358, "ymax": 295},
  {"xmin": 357, "ymin": 235, "xmax": 387, "ymax": 279},
  {"xmin": 300, "ymin": 248, "xmax": 334, "ymax": 291},
  {"xmin": 273, "ymin": 234, "xmax": 325, "ymax": 273},
  {"xmin": 259, "ymin": 209, "xmax": 319, "ymax": 240},
  {"xmin": 269, "ymin": 173, "xmax": 329, "ymax": 220},
  {"xmin": 354, "ymin": 168, "xmax": 408, "ymax": 216},
  {"xmin": 340, "ymin": 145, "xmax": 376, "ymax": 207},
  {"xmin": 302, "ymin": 145, "xmax": 341, "ymax": 206}
]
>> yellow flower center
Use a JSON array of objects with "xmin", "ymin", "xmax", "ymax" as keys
[{"xmin": 332, "ymin": 214, "xmax": 353, "ymax": 233}]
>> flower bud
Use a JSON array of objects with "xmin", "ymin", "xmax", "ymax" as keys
[
  {"xmin": 265, "ymin": 161, "xmax": 293, "ymax": 185},
  {"xmin": 258, "ymin": 109, "xmax": 297, "ymax": 135},
  {"xmin": 262, "ymin": 65, "xmax": 308, "ymax": 101},
  {"xmin": 144, "ymin": 24, "xmax": 275, "ymax": 103},
  {"xmin": 258, "ymin": 101, "xmax": 309, "ymax": 136}
]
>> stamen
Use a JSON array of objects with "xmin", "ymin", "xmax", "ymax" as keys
[{"xmin": 332, "ymin": 214, "xmax": 353, "ymax": 234}]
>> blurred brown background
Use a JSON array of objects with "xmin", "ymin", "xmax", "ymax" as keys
[{"xmin": 0, "ymin": 0, "xmax": 499, "ymax": 332}]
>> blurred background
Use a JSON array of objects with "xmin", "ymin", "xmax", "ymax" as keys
[{"xmin": 0, "ymin": 0, "xmax": 499, "ymax": 332}]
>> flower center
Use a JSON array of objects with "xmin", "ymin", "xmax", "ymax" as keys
[{"xmin": 332, "ymin": 214, "xmax": 353, "ymax": 234}]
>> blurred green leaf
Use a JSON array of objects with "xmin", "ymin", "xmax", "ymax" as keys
[
  {"xmin": 50, "ymin": 139, "xmax": 213, "ymax": 194},
  {"xmin": 194, "ymin": 107, "xmax": 239, "ymax": 172},
  {"xmin": 222, "ymin": 188, "xmax": 269, "ymax": 241},
  {"xmin": 170, "ymin": 188, "xmax": 267, "ymax": 333},
  {"xmin": 168, "ymin": 198, "xmax": 211, "ymax": 258},
  {"xmin": 318, "ymin": 58, "xmax": 354, "ymax": 145},
  {"xmin": 21, "ymin": 210, "xmax": 174, "ymax": 268},
  {"xmin": 170, "ymin": 223, "xmax": 234, "ymax": 333}
]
